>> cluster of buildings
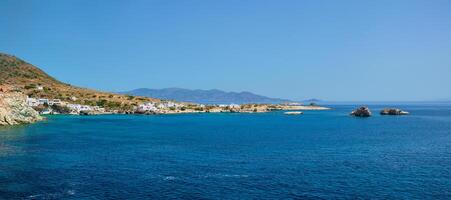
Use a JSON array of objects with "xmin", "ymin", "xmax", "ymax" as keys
[
  {"xmin": 136, "ymin": 102, "xmax": 247, "ymax": 114},
  {"xmin": 67, "ymin": 104, "xmax": 105, "ymax": 114},
  {"xmin": 26, "ymin": 96, "xmax": 105, "ymax": 115},
  {"xmin": 26, "ymin": 97, "xmax": 63, "ymax": 107},
  {"xmin": 218, "ymin": 104, "xmax": 241, "ymax": 109},
  {"xmin": 136, "ymin": 101, "xmax": 185, "ymax": 113}
]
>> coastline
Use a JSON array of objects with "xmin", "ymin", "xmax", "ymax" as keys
[
  {"xmin": 0, "ymin": 92, "xmax": 332, "ymax": 126},
  {"xmin": 278, "ymin": 105, "xmax": 332, "ymax": 111}
]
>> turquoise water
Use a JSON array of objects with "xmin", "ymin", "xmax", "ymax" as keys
[{"xmin": 1, "ymin": 104, "xmax": 450, "ymax": 199}]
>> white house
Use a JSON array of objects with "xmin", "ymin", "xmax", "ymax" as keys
[
  {"xmin": 229, "ymin": 104, "xmax": 241, "ymax": 109},
  {"xmin": 26, "ymin": 97, "xmax": 40, "ymax": 107},
  {"xmin": 92, "ymin": 106, "xmax": 105, "ymax": 112},
  {"xmin": 166, "ymin": 101, "xmax": 177, "ymax": 108},
  {"xmin": 38, "ymin": 99, "xmax": 49, "ymax": 105},
  {"xmin": 67, "ymin": 104, "xmax": 92, "ymax": 112},
  {"xmin": 80, "ymin": 105, "xmax": 91, "ymax": 111},
  {"xmin": 157, "ymin": 102, "xmax": 171, "ymax": 109},
  {"xmin": 67, "ymin": 104, "xmax": 81, "ymax": 111},
  {"xmin": 138, "ymin": 102, "xmax": 158, "ymax": 112},
  {"xmin": 48, "ymin": 99, "xmax": 62, "ymax": 106}
]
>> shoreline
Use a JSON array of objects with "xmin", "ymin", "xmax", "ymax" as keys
[{"xmin": 42, "ymin": 105, "xmax": 332, "ymax": 116}]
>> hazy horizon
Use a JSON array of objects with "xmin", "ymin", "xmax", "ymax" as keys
[
  {"xmin": 118, "ymin": 87, "xmax": 451, "ymax": 103},
  {"xmin": 2, "ymin": 0, "xmax": 451, "ymax": 101}
]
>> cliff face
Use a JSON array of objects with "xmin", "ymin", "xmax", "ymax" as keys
[{"xmin": 0, "ymin": 92, "xmax": 43, "ymax": 126}]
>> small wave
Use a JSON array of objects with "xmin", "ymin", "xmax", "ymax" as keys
[
  {"xmin": 25, "ymin": 189, "xmax": 75, "ymax": 199},
  {"xmin": 67, "ymin": 189, "xmax": 76, "ymax": 195},
  {"xmin": 163, "ymin": 176, "xmax": 176, "ymax": 181},
  {"xmin": 26, "ymin": 194, "xmax": 43, "ymax": 199},
  {"xmin": 223, "ymin": 174, "xmax": 249, "ymax": 178},
  {"xmin": 202, "ymin": 173, "xmax": 249, "ymax": 178}
]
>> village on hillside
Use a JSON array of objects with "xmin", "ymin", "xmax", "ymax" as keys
[
  {"xmin": 0, "ymin": 53, "xmax": 330, "ymax": 116},
  {"xmin": 1, "ymin": 81, "xmax": 330, "ymax": 117}
]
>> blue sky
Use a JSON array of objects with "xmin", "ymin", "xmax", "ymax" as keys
[{"xmin": 1, "ymin": 0, "xmax": 450, "ymax": 101}]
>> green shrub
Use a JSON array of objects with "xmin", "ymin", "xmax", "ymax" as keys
[
  {"xmin": 96, "ymin": 99, "xmax": 108, "ymax": 107},
  {"xmin": 24, "ymin": 84, "xmax": 36, "ymax": 89}
]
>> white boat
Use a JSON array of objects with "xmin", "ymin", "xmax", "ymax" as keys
[
  {"xmin": 40, "ymin": 109, "xmax": 51, "ymax": 115},
  {"xmin": 284, "ymin": 111, "xmax": 303, "ymax": 115}
]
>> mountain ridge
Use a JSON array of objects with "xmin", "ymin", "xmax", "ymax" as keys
[{"xmin": 120, "ymin": 88, "xmax": 292, "ymax": 104}]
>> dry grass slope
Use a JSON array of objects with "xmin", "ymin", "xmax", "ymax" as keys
[{"xmin": 0, "ymin": 53, "xmax": 160, "ymax": 111}]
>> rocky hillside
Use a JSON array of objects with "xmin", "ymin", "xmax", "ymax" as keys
[
  {"xmin": 0, "ymin": 53, "xmax": 160, "ymax": 111},
  {"xmin": 0, "ymin": 92, "xmax": 43, "ymax": 125}
]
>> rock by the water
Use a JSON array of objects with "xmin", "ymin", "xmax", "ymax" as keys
[
  {"xmin": 79, "ymin": 110, "xmax": 103, "ymax": 115},
  {"xmin": 79, "ymin": 110, "xmax": 92, "ymax": 115},
  {"xmin": 0, "ymin": 92, "xmax": 43, "ymax": 125},
  {"xmin": 380, "ymin": 108, "xmax": 409, "ymax": 115},
  {"xmin": 350, "ymin": 106, "xmax": 372, "ymax": 117}
]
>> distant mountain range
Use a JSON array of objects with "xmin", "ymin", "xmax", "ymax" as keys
[
  {"xmin": 119, "ymin": 88, "xmax": 294, "ymax": 104},
  {"xmin": 303, "ymin": 98, "xmax": 322, "ymax": 102}
]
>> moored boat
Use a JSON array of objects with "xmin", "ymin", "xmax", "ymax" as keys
[{"xmin": 284, "ymin": 111, "xmax": 303, "ymax": 115}]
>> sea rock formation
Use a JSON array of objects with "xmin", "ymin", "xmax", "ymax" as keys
[
  {"xmin": 350, "ymin": 106, "xmax": 372, "ymax": 117},
  {"xmin": 0, "ymin": 92, "xmax": 43, "ymax": 125},
  {"xmin": 380, "ymin": 108, "xmax": 409, "ymax": 115}
]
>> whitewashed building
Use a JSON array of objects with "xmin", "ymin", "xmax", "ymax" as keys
[
  {"xmin": 138, "ymin": 102, "xmax": 158, "ymax": 112},
  {"xmin": 26, "ymin": 97, "xmax": 40, "ymax": 107},
  {"xmin": 67, "ymin": 104, "xmax": 92, "ymax": 112},
  {"xmin": 38, "ymin": 99, "xmax": 49, "ymax": 105},
  {"xmin": 92, "ymin": 106, "xmax": 105, "ymax": 112},
  {"xmin": 49, "ymin": 99, "xmax": 62, "ymax": 106},
  {"xmin": 157, "ymin": 101, "xmax": 177, "ymax": 109},
  {"xmin": 80, "ymin": 105, "xmax": 91, "ymax": 111}
]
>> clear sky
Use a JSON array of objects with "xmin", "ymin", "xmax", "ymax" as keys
[{"xmin": 1, "ymin": 0, "xmax": 450, "ymax": 101}]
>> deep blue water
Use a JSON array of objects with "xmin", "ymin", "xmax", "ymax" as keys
[{"xmin": 1, "ymin": 104, "xmax": 450, "ymax": 199}]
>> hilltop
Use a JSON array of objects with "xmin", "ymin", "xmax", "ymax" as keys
[
  {"xmin": 0, "ymin": 53, "xmax": 160, "ymax": 111},
  {"xmin": 120, "ymin": 88, "xmax": 292, "ymax": 104}
]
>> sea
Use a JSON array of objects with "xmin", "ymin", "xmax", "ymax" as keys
[{"xmin": 0, "ymin": 104, "xmax": 450, "ymax": 199}]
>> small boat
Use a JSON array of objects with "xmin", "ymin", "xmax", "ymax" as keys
[
  {"xmin": 40, "ymin": 109, "xmax": 51, "ymax": 115},
  {"xmin": 284, "ymin": 111, "xmax": 303, "ymax": 115}
]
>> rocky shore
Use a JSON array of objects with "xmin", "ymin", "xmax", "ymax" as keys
[{"xmin": 0, "ymin": 92, "xmax": 43, "ymax": 126}]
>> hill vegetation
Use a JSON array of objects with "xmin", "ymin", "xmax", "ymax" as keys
[{"xmin": 0, "ymin": 53, "xmax": 159, "ymax": 111}]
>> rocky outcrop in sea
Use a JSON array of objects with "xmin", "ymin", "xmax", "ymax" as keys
[
  {"xmin": 0, "ymin": 92, "xmax": 43, "ymax": 126},
  {"xmin": 380, "ymin": 108, "xmax": 409, "ymax": 115},
  {"xmin": 350, "ymin": 106, "xmax": 372, "ymax": 117}
]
